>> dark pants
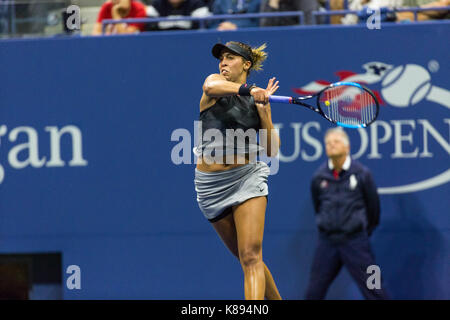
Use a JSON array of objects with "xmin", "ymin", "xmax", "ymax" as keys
[{"xmin": 305, "ymin": 231, "xmax": 390, "ymax": 300}]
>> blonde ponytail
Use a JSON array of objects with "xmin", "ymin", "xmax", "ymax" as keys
[
  {"xmin": 249, "ymin": 43, "xmax": 267, "ymax": 72},
  {"xmin": 225, "ymin": 41, "xmax": 268, "ymax": 75}
]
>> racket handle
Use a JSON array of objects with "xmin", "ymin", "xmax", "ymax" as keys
[{"xmin": 269, "ymin": 95, "xmax": 292, "ymax": 104}]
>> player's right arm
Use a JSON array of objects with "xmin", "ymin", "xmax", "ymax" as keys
[
  {"xmin": 200, "ymin": 74, "xmax": 268, "ymax": 112},
  {"xmin": 200, "ymin": 74, "xmax": 239, "ymax": 112},
  {"xmin": 203, "ymin": 74, "xmax": 241, "ymax": 96}
]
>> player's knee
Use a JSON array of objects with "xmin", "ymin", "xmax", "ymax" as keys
[{"xmin": 239, "ymin": 243, "xmax": 262, "ymax": 267}]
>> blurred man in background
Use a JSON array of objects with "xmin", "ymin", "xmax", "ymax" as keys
[
  {"xmin": 260, "ymin": 0, "xmax": 319, "ymax": 26},
  {"xmin": 209, "ymin": 0, "xmax": 261, "ymax": 30},
  {"xmin": 146, "ymin": 0, "xmax": 210, "ymax": 30},
  {"xmin": 305, "ymin": 127, "xmax": 389, "ymax": 300}
]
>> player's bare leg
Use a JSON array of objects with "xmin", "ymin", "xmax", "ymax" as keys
[{"xmin": 212, "ymin": 206, "xmax": 282, "ymax": 300}]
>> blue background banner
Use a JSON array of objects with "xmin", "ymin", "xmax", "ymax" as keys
[{"xmin": 0, "ymin": 22, "xmax": 449, "ymax": 299}]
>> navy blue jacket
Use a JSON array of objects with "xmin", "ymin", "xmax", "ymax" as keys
[{"xmin": 311, "ymin": 158, "xmax": 380, "ymax": 237}]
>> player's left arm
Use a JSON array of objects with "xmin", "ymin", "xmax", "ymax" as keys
[{"xmin": 256, "ymin": 77, "xmax": 280, "ymax": 157}]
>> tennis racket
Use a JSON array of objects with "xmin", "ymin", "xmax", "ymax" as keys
[{"xmin": 269, "ymin": 82, "xmax": 379, "ymax": 128}]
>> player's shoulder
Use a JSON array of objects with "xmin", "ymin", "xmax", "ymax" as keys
[
  {"xmin": 203, "ymin": 74, "xmax": 226, "ymax": 88},
  {"xmin": 205, "ymin": 73, "xmax": 224, "ymax": 81}
]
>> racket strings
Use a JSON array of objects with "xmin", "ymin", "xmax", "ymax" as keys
[{"xmin": 319, "ymin": 85, "xmax": 377, "ymax": 126}]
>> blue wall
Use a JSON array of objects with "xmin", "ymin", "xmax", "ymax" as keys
[{"xmin": 0, "ymin": 22, "xmax": 449, "ymax": 299}]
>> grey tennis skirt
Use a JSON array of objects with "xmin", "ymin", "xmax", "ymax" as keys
[{"xmin": 194, "ymin": 161, "xmax": 270, "ymax": 222}]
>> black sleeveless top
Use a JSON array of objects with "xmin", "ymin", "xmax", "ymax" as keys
[{"xmin": 194, "ymin": 95, "xmax": 263, "ymax": 156}]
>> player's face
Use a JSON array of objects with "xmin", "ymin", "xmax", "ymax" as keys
[
  {"xmin": 219, "ymin": 51, "xmax": 248, "ymax": 82},
  {"xmin": 325, "ymin": 132, "xmax": 349, "ymax": 158}
]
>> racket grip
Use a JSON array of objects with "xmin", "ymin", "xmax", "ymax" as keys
[{"xmin": 269, "ymin": 95, "xmax": 292, "ymax": 104}]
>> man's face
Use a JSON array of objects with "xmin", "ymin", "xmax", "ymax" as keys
[
  {"xmin": 218, "ymin": 50, "xmax": 249, "ymax": 82},
  {"xmin": 325, "ymin": 132, "xmax": 349, "ymax": 159}
]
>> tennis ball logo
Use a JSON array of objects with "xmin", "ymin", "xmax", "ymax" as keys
[{"xmin": 381, "ymin": 64, "xmax": 431, "ymax": 107}]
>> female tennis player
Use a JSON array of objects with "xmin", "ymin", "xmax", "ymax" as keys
[{"xmin": 194, "ymin": 41, "xmax": 282, "ymax": 300}]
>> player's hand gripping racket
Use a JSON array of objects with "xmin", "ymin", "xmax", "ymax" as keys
[{"xmin": 269, "ymin": 82, "xmax": 379, "ymax": 128}]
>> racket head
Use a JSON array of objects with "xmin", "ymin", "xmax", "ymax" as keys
[{"xmin": 317, "ymin": 82, "xmax": 380, "ymax": 128}]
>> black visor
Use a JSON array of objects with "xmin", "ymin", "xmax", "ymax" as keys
[{"xmin": 211, "ymin": 42, "xmax": 253, "ymax": 65}]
